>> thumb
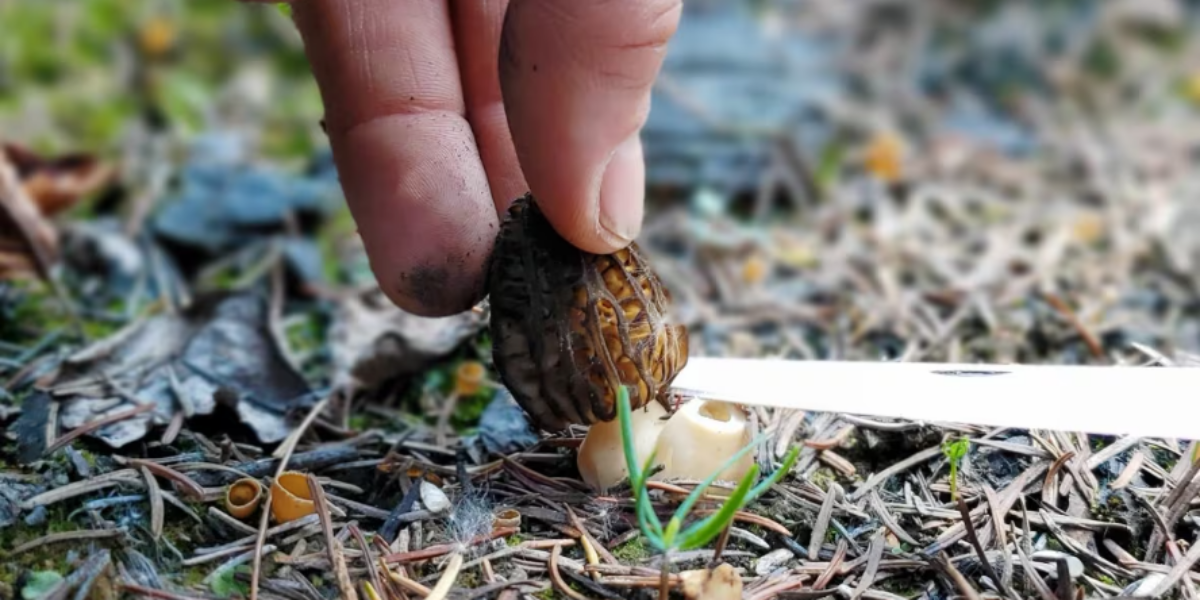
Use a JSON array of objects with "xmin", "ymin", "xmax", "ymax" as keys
[{"xmin": 499, "ymin": 0, "xmax": 681, "ymax": 254}]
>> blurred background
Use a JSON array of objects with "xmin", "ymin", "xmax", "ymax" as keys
[
  {"xmin": 5, "ymin": 1, "xmax": 1200, "ymax": 596},
  {"xmin": 6, "ymin": 0, "xmax": 1200, "ymax": 434}
]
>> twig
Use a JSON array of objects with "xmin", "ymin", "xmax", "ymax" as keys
[
  {"xmin": 44, "ymin": 402, "xmax": 156, "ymax": 456},
  {"xmin": 956, "ymin": 496, "xmax": 1010, "ymax": 598},
  {"xmin": 7, "ymin": 529, "xmax": 122, "ymax": 556},
  {"xmin": 1150, "ymin": 533, "xmax": 1200, "ymax": 597},
  {"xmin": 849, "ymin": 530, "xmax": 885, "ymax": 599},
  {"xmin": 250, "ymin": 395, "xmax": 330, "ymax": 600},
  {"xmin": 1013, "ymin": 543, "xmax": 1057, "ymax": 600},
  {"xmin": 351, "ymin": 525, "xmax": 383, "ymax": 598},
  {"xmin": 934, "ymin": 552, "xmax": 983, "ymax": 600},
  {"xmin": 247, "ymin": 487, "xmax": 273, "ymax": 600},
  {"xmin": 426, "ymin": 552, "xmax": 464, "ymax": 600},
  {"xmin": 848, "ymin": 446, "xmax": 943, "ymax": 501},
  {"xmin": 309, "ymin": 474, "xmax": 356, "ymax": 600},
  {"xmin": 120, "ymin": 582, "xmax": 213, "ymax": 600},
  {"xmin": 809, "ymin": 481, "xmax": 841, "ymax": 560},
  {"xmin": 550, "ymin": 544, "xmax": 590, "ymax": 600},
  {"xmin": 140, "ymin": 465, "xmax": 164, "ymax": 539},
  {"xmin": 125, "ymin": 458, "xmax": 207, "ymax": 499}
]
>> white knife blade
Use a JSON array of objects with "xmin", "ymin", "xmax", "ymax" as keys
[{"xmin": 669, "ymin": 357, "xmax": 1200, "ymax": 440}]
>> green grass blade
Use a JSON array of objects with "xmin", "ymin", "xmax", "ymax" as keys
[
  {"xmin": 637, "ymin": 498, "xmax": 665, "ymax": 549},
  {"xmin": 617, "ymin": 386, "xmax": 641, "ymax": 483},
  {"xmin": 637, "ymin": 486, "xmax": 664, "ymax": 537},
  {"xmin": 635, "ymin": 448, "xmax": 659, "ymax": 488},
  {"xmin": 742, "ymin": 445, "xmax": 800, "ymax": 504},
  {"xmin": 677, "ymin": 446, "xmax": 799, "ymax": 552},
  {"xmin": 677, "ymin": 465, "xmax": 759, "ymax": 550},
  {"xmin": 664, "ymin": 516, "xmax": 683, "ymax": 548},
  {"xmin": 671, "ymin": 431, "xmax": 771, "ymax": 524},
  {"xmin": 617, "ymin": 385, "xmax": 667, "ymax": 543}
]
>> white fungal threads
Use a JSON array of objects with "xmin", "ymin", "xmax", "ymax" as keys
[
  {"xmin": 446, "ymin": 489, "xmax": 495, "ymax": 554},
  {"xmin": 575, "ymin": 398, "xmax": 754, "ymax": 491}
]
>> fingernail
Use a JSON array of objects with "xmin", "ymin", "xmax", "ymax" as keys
[{"xmin": 598, "ymin": 133, "xmax": 645, "ymax": 244}]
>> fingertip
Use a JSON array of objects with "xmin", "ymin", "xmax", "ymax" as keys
[
  {"xmin": 332, "ymin": 114, "xmax": 498, "ymax": 318},
  {"xmin": 499, "ymin": 0, "xmax": 678, "ymax": 255},
  {"xmin": 597, "ymin": 132, "xmax": 645, "ymax": 245}
]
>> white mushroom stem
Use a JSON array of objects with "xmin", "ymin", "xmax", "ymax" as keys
[
  {"xmin": 650, "ymin": 399, "xmax": 754, "ymax": 485},
  {"xmin": 576, "ymin": 401, "xmax": 669, "ymax": 491},
  {"xmin": 576, "ymin": 397, "xmax": 757, "ymax": 493}
]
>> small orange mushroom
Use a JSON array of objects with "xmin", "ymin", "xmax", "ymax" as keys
[
  {"xmin": 270, "ymin": 471, "xmax": 316, "ymax": 523},
  {"xmin": 864, "ymin": 132, "xmax": 904, "ymax": 183},
  {"xmin": 454, "ymin": 361, "xmax": 487, "ymax": 396},
  {"xmin": 225, "ymin": 477, "xmax": 264, "ymax": 520}
]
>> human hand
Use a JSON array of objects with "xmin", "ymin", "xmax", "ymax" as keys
[{"xmin": 264, "ymin": 0, "xmax": 682, "ymax": 316}]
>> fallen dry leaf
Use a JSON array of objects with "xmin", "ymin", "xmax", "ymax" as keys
[
  {"xmin": 0, "ymin": 146, "xmax": 58, "ymax": 280},
  {"xmin": 3, "ymin": 143, "xmax": 115, "ymax": 217},
  {"xmin": 0, "ymin": 143, "xmax": 114, "ymax": 281},
  {"xmin": 328, "ymin": 287, "xmax": 486, "ymax": 390},
  {"xmin": 39, "ymin": 291, "xmax": 316, "ymax": 453}
]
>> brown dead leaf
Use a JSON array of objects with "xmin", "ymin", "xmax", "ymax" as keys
[
  {"xmin": 3, "ymin": 143, "xmax": 115, "ymax": 217},
  {"xmin": 0, "ymin": 147, "xmax": 57, "ymax": 280},
  {"xmin": 329, "ymin": 287, "xmax": 487, "ymax": 389},
  {"xmin": 0, "ymin": 143, "xmax": 113, "ymax": 281}
]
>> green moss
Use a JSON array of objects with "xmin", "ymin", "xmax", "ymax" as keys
[
  {"xmin": 808, "ymin": 468, "xmax": 838, "ymax": 490},
  {"xmin": 180, "ymin": 566, "xmax": 209, "ymax": 589},
  {"xmin": 0, "ymin": 279, "xmax": 124, "ymax": 347},
  {"xmin": 611, "ymin": 537, "xmax": 651, "ymax": 563},
  {"xmin": 876, "ymin": 573, "xmax": 926, "ymax": 596},
  {"xmin": 532, "ymin": 588, "xmax": 559, "ymax": 600},
  {"xmin": 455, "ymin": 569, "xmax": 480, "ymax": 590},
  {"xmin": 0, "ymin": 505, "xmax": 82, "ymax": 589}
]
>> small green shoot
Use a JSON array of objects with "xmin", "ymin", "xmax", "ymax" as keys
[
  {"xmin": 941, "ymin": 436, "xmax": 969, "ymax": 501},
  {"xmin": 617, "ymin": 385, "xmax": 800, "ymax": 553}
]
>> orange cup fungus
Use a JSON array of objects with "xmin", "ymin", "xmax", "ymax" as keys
[
  {"xmin": 224, "ymin": 477, "xmax": 264, "ymax": 520},
  {"xmin": 493, "ymin": 508, "xmax": 521, "ymax": 530},
  {"xmin": 270, "ymin": 471, "xmax": 316, "ymax": 523},
  {"xmin": 454, "ymin": 361, "xmax": 487, "ymax": 396}
]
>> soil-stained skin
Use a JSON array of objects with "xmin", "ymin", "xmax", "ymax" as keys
[
  {"xmin": 487, "ymin": 192, "xmax": 688, "ymax": 432},
  {"xmin": 398, "ymin": 245, "xmax": 489, "ymax": 316}
]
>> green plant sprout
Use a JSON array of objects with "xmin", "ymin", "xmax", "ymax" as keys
[
  {"xmin": 941, "ymin": 436, "xmax": 970, "ymax": 501},
  {"xmin": 617, "ymin": 385, "xmax": 800, "ymax": 596}
]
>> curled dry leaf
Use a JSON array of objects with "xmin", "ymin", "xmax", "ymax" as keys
[
  {"xmin": 328, "ymin": 287, "xmax": 486, "ymax": 390},
  {"xmin": 0, "ymin": 148, "xmax": 57, "ymax": 281},
  {"xmin": 0, "ymin": 143, "xmax": 114, "ymax": 281},
  {"xmin": 488, "ymin": 193, "xmax": 689, "ymax": 432},
  {"xmin": 48, "ymin": 292, "xmax": 315, "ymax": 451},
  {"xmin": 2, "ymin": 143, "xmax": 115, "ymax": 217}
]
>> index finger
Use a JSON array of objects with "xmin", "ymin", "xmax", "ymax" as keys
[{"xmin": 291, "ymin": 0, "xmax": 498, "ymax": 316}]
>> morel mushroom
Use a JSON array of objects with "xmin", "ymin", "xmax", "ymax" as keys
[{"xmin": 487, "ymin": 193, "xmax": 689, "ymax": 432}]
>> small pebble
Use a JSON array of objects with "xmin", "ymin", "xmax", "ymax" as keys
[
  {"xmin": 754, "ymin": 548, "xmax": 794, "ymax": 577},
  {"xmin": 418, "ymin": 481, "xmax": 450, "ymax": 514},
  {"xmin": 1122, "ymin": 573, "xmax": 1166, "ymax": 596},
  {"xmin": 23, "ymin": 505, "xmax": 47, "ymax": 527},
  {"xmin": 1030, "ymin": 550, "xmax": 1084, "ymax": 579}
]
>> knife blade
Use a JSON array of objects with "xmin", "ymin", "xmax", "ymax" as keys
[{"xmin": 669, "ymin": 357, "xmax": 1200, "ymax": 440}]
